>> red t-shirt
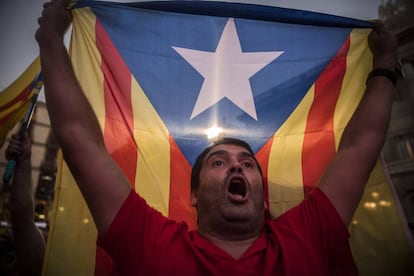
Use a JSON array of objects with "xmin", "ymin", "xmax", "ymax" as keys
[{"xmin": 100, "ymin": 188, "xmax": 357, "ymax": 275}]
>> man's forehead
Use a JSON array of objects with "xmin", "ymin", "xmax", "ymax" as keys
[{"xmin": 206, "ymin": 144, "xmax": 253, "ymax": 158}]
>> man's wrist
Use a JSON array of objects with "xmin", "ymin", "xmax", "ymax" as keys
[
  {"xmin": 366, "ymin": 68, "xmax": 397, "ymax": 86},
  {"xmin": 14, "ymin": 157, "xmax": 31, "ymax": 168},
  {"xmin": 373, "ymin": 54, "xmax": 398, "ymax": 71},
  {"xmin": 37, "ymin": 31, "xmax": 66, "ymax": 51}
]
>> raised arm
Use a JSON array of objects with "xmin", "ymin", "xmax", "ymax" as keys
[
  {"xmin": 35, "ymin": 0, "xmax": 131, "ymax": 235},
  {"xmin": 318, "ymin": 21, "xmax": 398, "ymax": 225},
  {"xmin": 6, "ymin": 133, "xmax": 45, "ymax": 275}
]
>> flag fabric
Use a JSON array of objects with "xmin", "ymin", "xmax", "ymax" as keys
[
  {"xmin": 0, "ymin": 58, "xmax": 41, "ymax": 147},
  {"xmin": 43, "ymin": 1, "xmax": 414, "ymax": 275}
]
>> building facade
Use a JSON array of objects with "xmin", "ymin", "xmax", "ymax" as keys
[{"xmin": 380, "ymin": 1, "xmax": 414, "ymax": 237}]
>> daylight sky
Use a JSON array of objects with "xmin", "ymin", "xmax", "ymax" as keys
[{"xmin": 0, "ymin": 0, "xmax": 381, "ymax": 91}]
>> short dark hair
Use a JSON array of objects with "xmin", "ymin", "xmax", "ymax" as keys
[{"xmin": 190, "ymin": 137, "xmax": 263, "ymax": 192}]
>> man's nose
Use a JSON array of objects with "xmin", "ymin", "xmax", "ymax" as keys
[{"xmin": 228, "ymin": 162, "xmax": 242, "ymax": 174}]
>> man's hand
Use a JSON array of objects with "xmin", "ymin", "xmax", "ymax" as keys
[
  {"xmin": 5, "ymin": 133, "xmax": 31, "ymax": 164},
  {"xmin": 368, "ymin": 21, "xmax": 398, "ymax": 70},
  {"xmin": 35, "ymin": 0, "xmax": 73, "ymax": 46}
]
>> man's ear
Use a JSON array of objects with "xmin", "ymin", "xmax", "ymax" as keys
[{"xmin": 191, "ymin": 191, "xmax": 197, "ymax": 207}]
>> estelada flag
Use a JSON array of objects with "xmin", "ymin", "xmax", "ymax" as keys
[
  {"xmin": 0, "ymin": 58, "xmax": 41, "ymax": 147},
  {"xmin": 43, "ymin": 1, "xmax": 414, "ymax": 275}
]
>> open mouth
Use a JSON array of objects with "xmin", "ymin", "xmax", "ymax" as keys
[{"xmin": 227, "ymin": 176, "xmax": 248, "ymax": 203}]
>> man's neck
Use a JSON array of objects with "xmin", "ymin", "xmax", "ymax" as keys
[{"xmin": 199, "ymin": 231, "xmax": 259, "ymax": 259}]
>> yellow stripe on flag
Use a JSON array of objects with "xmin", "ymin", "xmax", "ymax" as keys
[
  {"xmin": 334, "ymin": 28, "xmax": 371, "ymax": 143},
  {"xmin": 267, "ymin": 87, "xmax": 313, "ymax": 218},
  {"xmin": 132, "ymin": 78, "xmax": 171, "ymax": 215},
  {"xmin": 71, "ymin": 8, "xmax": 106, "ymax": 128}
]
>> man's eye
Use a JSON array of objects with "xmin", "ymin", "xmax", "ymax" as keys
[
  {"xmin": 212, "ymin": 160, "xmax": 224, "ymax": 167},
  {"xmin": 243, "ymin": 162, "xmax": 253, "ymax": 168}
]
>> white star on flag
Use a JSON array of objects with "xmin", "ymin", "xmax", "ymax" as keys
[{"xmin": 172, "ymin": 18, "xmax": 284, "ymax": 120}]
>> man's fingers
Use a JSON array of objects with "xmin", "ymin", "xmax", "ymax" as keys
[
  {"xmin": 374, "ymin": 21, "xmax": 387, "ymax": 34},
  {"xmin": 6, "ymin": 144, "xmax": 21, "ymax": 158},
  {"xmin": 43, "ymin": 2, "xmax": 53, "ymax": 9},
  {"xmin": 38, "ymin": 0, "xmax": 72, "ymax": 25},
  {"xmin": 42, "ymin": 0, "xmax": 70, "ymax": 13}
]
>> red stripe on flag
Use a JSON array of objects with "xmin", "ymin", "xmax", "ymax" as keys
[
  {"xmin": 0, "ymin": 105, "xmax": 25, "ymax": 125},
  {"xmin": 0, "ymin": 84, "xmax": 32, "ymax": 112},
  {"xmin": 96, "ymin": 20, "xmax": 138, "ymax": 187},
  {"xmin": 256, "ymin": 137, "xmax": 273, "ymax": 220},
  {"xmin": 302, "ymin": 37, "xmax": 350, "ymax": 198},
  {"xmin": 168, "ymin": 135, "xmax": 197, "ymax": 230}
]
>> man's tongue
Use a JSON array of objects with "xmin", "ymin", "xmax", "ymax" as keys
[{"xmin": 231, "ymin": 194, "xmax": 245, "ymax": 200}]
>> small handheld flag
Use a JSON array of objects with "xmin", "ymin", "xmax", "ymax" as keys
[{"xmin": 2, "ymin": 72, "xmax": 43, "ymax": 187}]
